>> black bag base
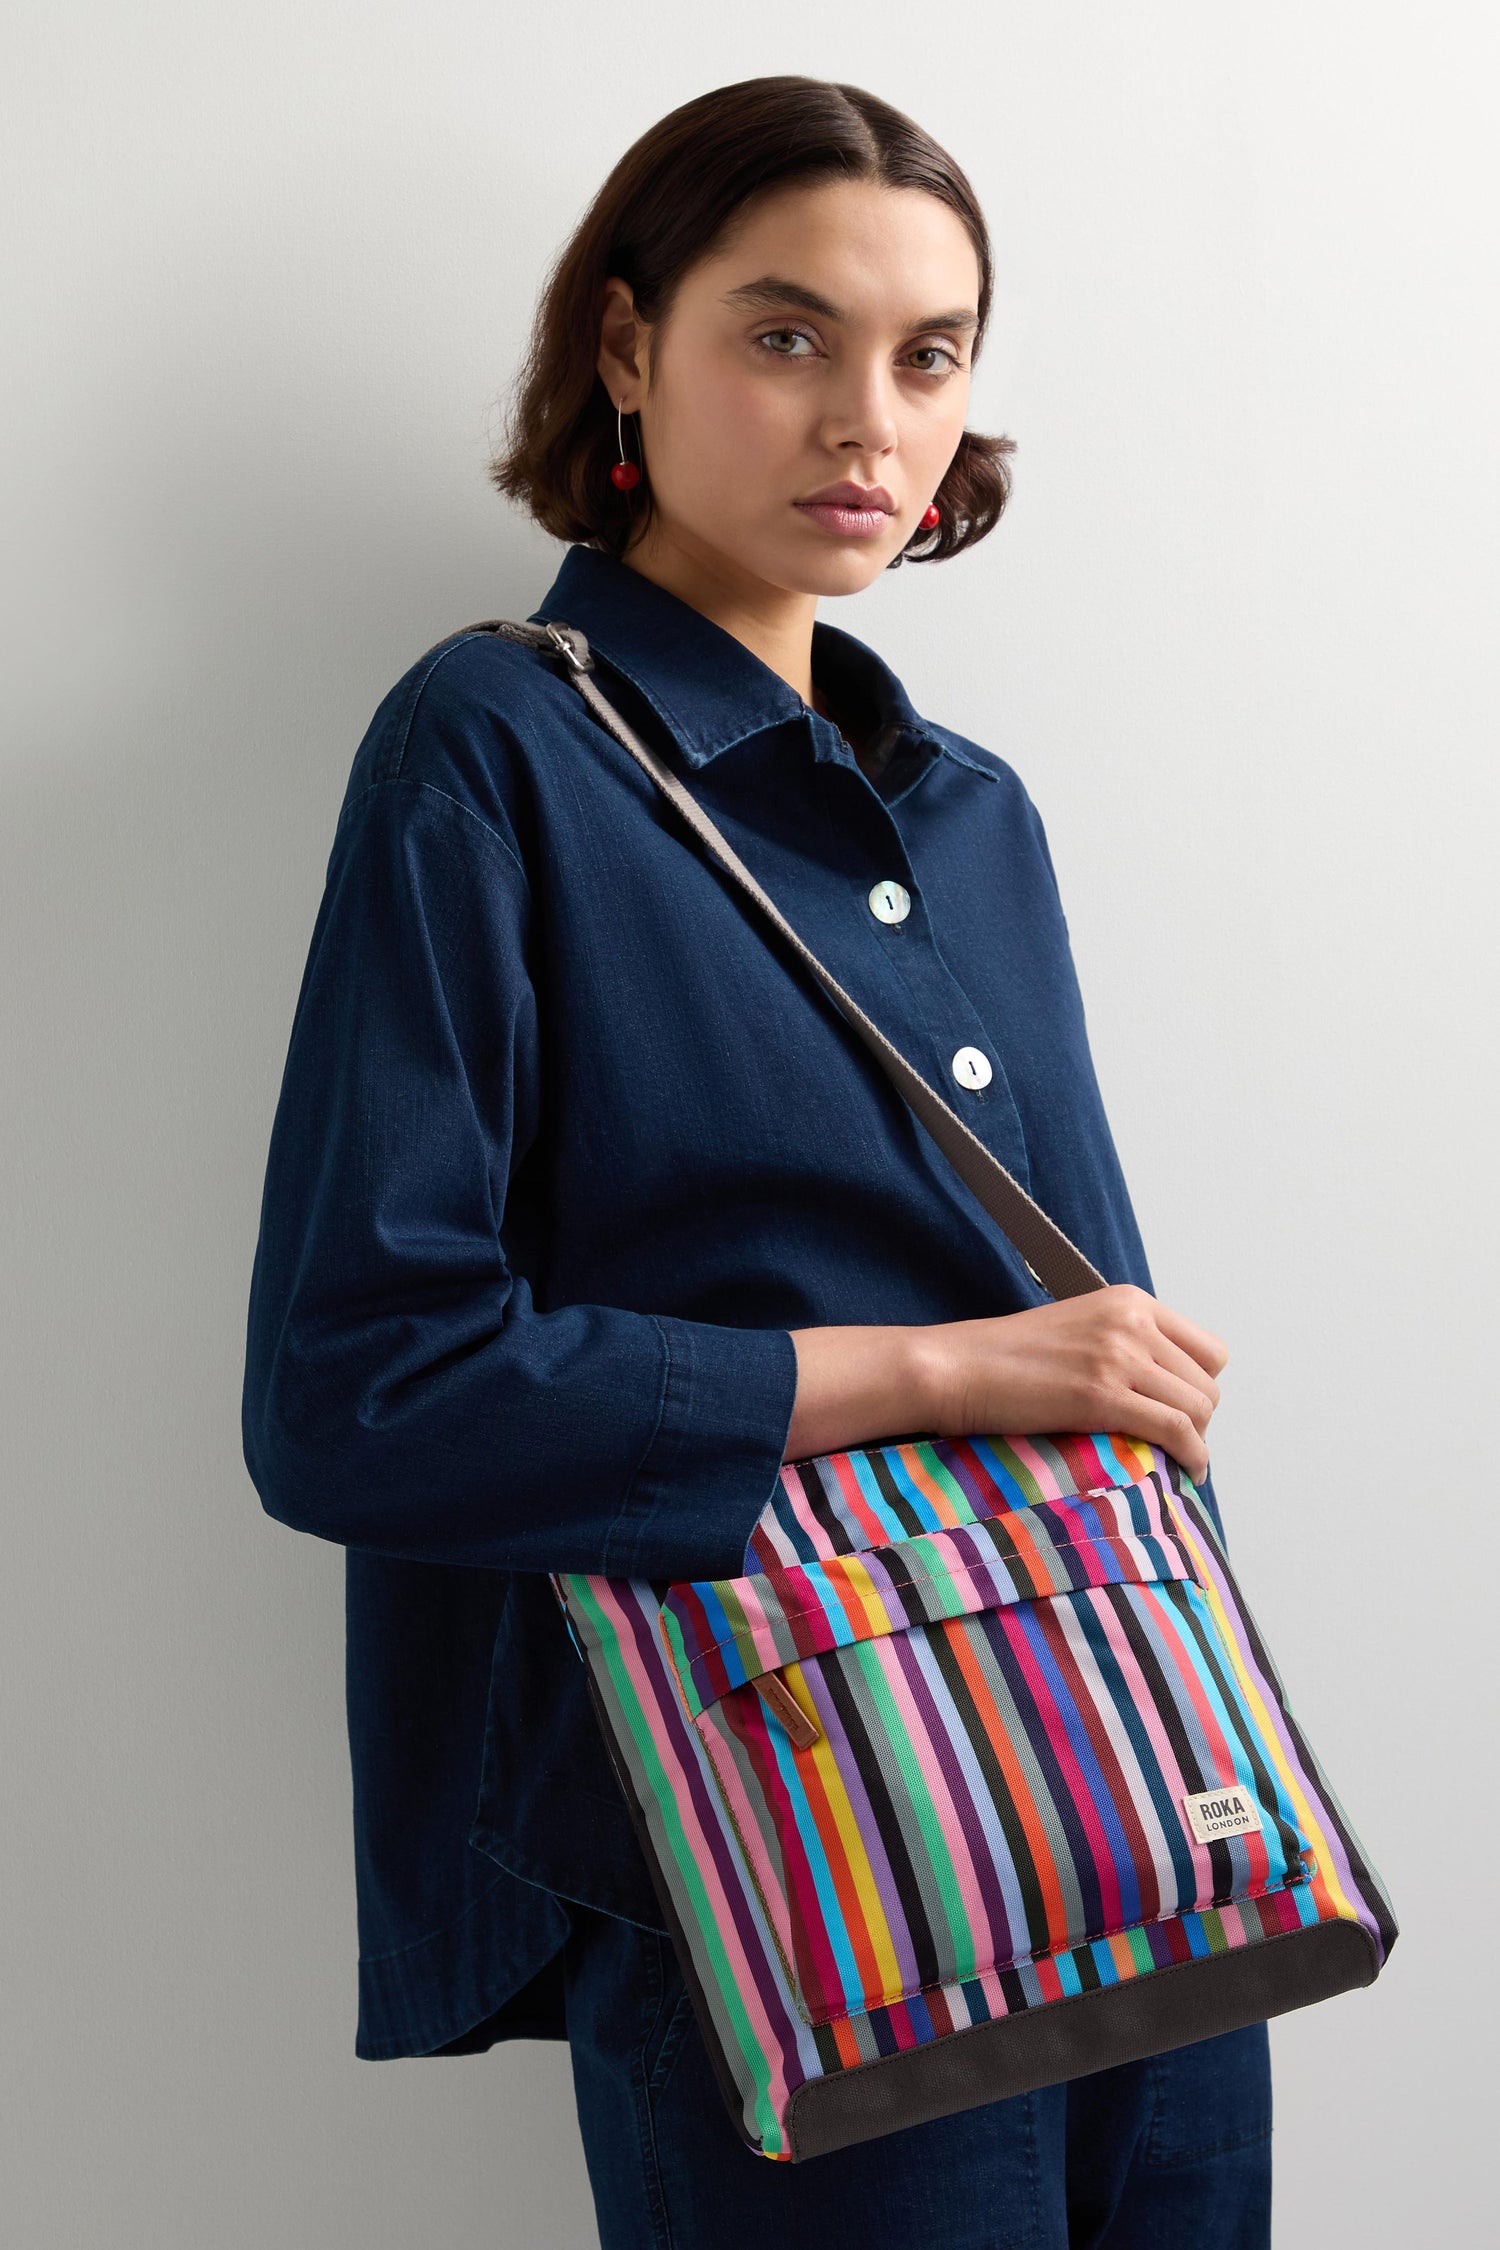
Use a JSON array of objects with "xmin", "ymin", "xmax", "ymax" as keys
[{"xmin": 786, "ymin": 1917, "xmax": 1379, "ymax": 2162}]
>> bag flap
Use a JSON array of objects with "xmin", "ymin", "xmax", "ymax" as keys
[{"xmin": 659, "ymin": 1473, "xmax": 1197, "ymax": 1720}]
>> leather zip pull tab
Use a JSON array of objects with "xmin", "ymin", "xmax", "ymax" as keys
[{"xmin": 754, "ymin": 1671, "xmax": 821, "ymax": 1749}]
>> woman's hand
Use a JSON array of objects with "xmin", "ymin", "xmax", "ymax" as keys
[
  {"xmin": 916, "ymin": 1283, "xmax": 1227, "ymax": 1486},
  {"xmin": 786, "ymin": 1284, "xmax": 1228, "ymax": 1485}
]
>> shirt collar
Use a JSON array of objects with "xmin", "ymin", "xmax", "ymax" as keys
[{"xmin": 528, "ymin": 543, "xmax": 998, "ymax": 784}]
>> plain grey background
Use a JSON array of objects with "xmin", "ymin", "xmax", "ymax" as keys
[{"xmin": 4, "ymin": 3, "xmax": 1495, "ymax": 2243}]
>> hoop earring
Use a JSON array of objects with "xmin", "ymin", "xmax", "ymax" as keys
[{"xmin": 610, "ymin": 399, "xmax": 641, "ymax": 491}]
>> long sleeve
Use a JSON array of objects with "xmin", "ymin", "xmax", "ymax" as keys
[{"xmin": 241, "ymin": 774, "xmax": 800, "ymax": 1582}]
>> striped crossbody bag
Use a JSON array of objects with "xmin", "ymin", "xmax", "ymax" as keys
[{"xmin": 472, "ymin": 615, "xmax": 1398, "ymax": 2163}]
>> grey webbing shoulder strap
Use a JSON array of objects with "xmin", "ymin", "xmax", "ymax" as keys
[{"xmin": 464, "ymin": 615, "xmax": 1108, "ymax": 1302}]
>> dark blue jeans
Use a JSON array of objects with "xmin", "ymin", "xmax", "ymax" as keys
[{"xmin": 560, "ymin": 1903, "xmax": 1272, "ymax": 2250}]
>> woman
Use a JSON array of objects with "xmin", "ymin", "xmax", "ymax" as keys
[{"xmin": 242, "ymin": 74, "xmax": 1269, "ymax": 2250}]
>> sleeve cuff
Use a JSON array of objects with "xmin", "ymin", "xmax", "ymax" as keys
[{"xmin": 599, "ymin": 1316, "xmax": 800, "ymax": 1582}]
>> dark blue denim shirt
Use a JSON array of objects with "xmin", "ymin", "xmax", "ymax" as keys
[{"xmin": 241, "ymin": 541, "xmax": 1224, "ymax": 2061}]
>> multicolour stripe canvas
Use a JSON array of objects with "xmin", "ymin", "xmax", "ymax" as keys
[{"xmin": 556, "ymin": 1432, "xmax": 1397, "ymax": 2162}]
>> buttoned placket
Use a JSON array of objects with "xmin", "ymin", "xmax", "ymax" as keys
[{"xmin": 796, "ymin": 707, "xmax": 1036, "ymax": 1193}]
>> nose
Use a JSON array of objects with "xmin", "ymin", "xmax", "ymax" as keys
[{"xmin": 822, "ymin": 359, "xmax": 899, "ymax": 459}]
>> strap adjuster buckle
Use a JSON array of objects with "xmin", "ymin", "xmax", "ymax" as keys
[{"xmin": 544, "ymin": 621, "xmax": 591, "ymax": 673}]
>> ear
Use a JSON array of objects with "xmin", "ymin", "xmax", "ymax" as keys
[{"xmin": 597, "ymin": 277, "xmax": 648, "ymax": 412}]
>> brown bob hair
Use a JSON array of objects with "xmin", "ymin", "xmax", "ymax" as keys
[{"xmin": 490, "ymin": 76, "xmax": 1014, "ymax": 567}]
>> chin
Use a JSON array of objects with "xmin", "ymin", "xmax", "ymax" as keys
[{"xmin": 763, "ymin": 541, "xmax": 898, "ymax": 599}]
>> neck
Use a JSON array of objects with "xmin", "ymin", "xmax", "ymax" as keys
[{"xmin": 619, "ymin": 525, "xmax": 820, "ymax": 709}]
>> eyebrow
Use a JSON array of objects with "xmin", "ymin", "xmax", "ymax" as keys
[{"xmin": 720, "ymin": 274, "xmax": 979, "ymax": 333}]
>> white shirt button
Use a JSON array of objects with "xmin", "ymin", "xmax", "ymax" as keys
[
  {"xmin": 951, "ymin": 1046, "xmax": 994, "ymax": 1091},
  {"xmin": 867, "ymin": 879, "xmax": 911, "ymax": 925}
]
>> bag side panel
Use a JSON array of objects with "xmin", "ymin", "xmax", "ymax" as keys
[
  {"xmin": 1166, "ymin": 1490, "xmax": 1398, "ymax": 1963},
  {"xmin": 557, "ymin": 1572, "xmax": 816, "ymax": 2160}
]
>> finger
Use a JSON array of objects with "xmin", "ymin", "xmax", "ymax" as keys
[
  {"xmin": 1107, "ymin": 1388, "xmax": 1210, "ymax": 1481},
  {"xmin": 1146, "ymin": 1328, "xmax": 1222, "ymax": 1417},
  {"xmin": 1148, "ymin": 1298, "xmax": 1229, "ymax": 1378},
  {"xmin": 1129, "ymin": 1355, "xmax": 1217, "ymax": 1440}
]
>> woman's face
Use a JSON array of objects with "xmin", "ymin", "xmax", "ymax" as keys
[{"xmin": 600, "ymin": 178, "xmax": 981, "ymax": 600}]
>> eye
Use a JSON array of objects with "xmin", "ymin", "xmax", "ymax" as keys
[
  {"xmin": 907, "ymin": 342, "xmax": 964, "ymax": 377},
  {"xmin": 755, "ymin": 325, "xmax": 821, "ymax": 359}
]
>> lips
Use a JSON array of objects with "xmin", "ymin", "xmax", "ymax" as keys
[
  {"xmin": 795, "ymin": 483, "xmax": 895, "ymax": 513},
  {"xmin": 793, "ymin": 483, "xmax": 897, "ymax": 540}
]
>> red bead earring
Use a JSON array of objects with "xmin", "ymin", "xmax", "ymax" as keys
[
  {"xmin": 920, "ymin": 501, "xmax": 941, "ymax": 530},
  {"xmin": 610, "ymin": 398, "xmax": 641, "ymax": 491}
]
